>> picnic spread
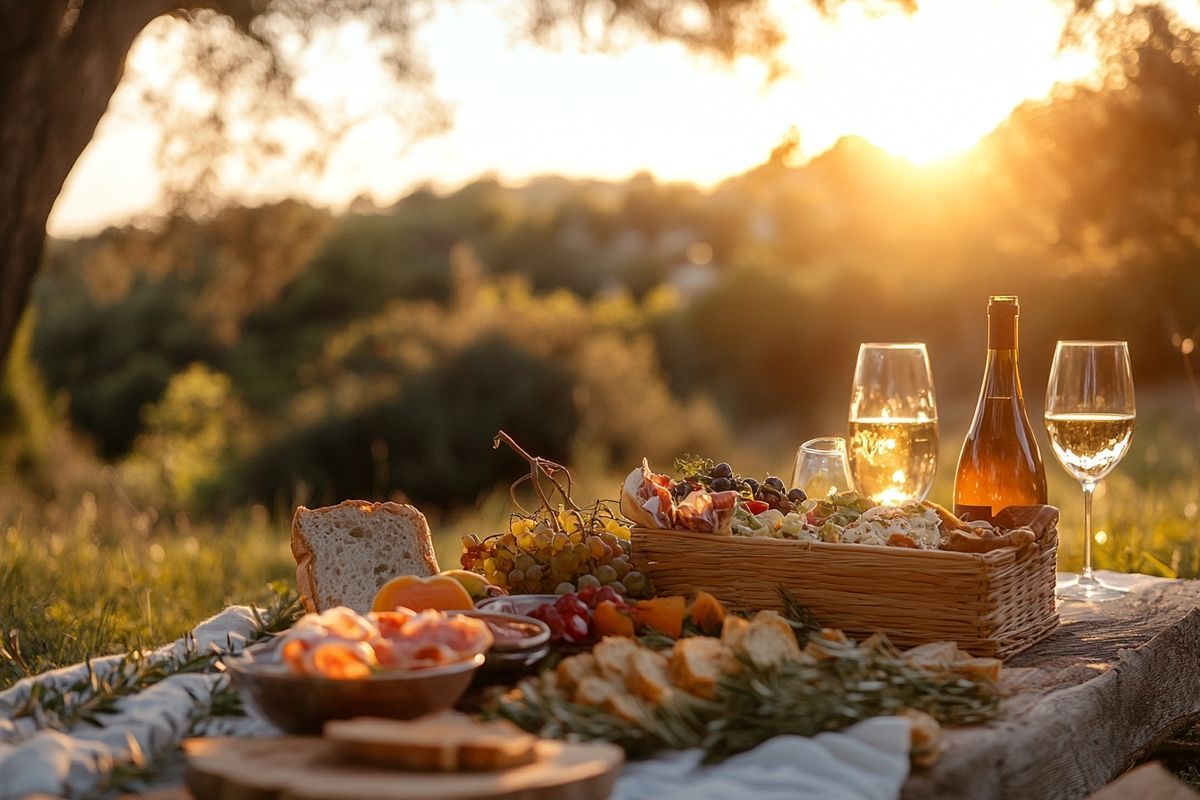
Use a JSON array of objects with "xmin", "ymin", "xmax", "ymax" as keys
[{"xmin": 2, "ymin": 299, "xmax": 1190, "ymax": 800}]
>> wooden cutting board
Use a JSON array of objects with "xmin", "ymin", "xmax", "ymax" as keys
[{"xmin": 184, "ymin": 736, "xmax": 623, "ymax": 800}]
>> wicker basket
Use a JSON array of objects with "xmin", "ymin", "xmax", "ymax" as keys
[{"xmin": 631, "ymin": 504, "xmax": 1060, "ymax": 659}]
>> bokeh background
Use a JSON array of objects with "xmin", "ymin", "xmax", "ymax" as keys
[{"xmin": 2, "ymin": 0, "xmax": 1198, "ymax": 682}]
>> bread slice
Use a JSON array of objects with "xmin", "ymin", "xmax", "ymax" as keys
[
  {"xmin": 292, "ymin": 500, "xmax": 440, "ymax": 613},
  {"xmin": 625, "ymin": 648, "xmax": 673, "ymax": 706},
  {"xmin": 668, "ymin": 636, "xmax": 724, "ymax": 699},
  {"xmin": 325, "ymin": 714, "xmax": 536, "ymax": 771},
  {"xmin": 592, "ymin": 637, "xmax": 641, "ymax": 682},
  {"xmin": 735, "ymin": 611, "xmax": 802, "ymax": 669}
]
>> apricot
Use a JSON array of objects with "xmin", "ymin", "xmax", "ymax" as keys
[
  {"xmin": 372, "ymin": 575, "xmax": 474, "ymax": 613},
  {"xmin": 686, "ymin": 591, "xmax": 727, "ymax": 635},
  {"xmin": 631, "ymin": 596, "xmax": 686, "ymax": 639},
  {"xmin": 594, "ymin": 600, "xmax": 635, "ymax": 638}
]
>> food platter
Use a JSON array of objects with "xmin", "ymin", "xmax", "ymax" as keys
[{"xmin": 203, "ymin": 433, "xmax": 1059, "ymax": 795}]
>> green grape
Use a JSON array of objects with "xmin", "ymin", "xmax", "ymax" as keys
[
  {"xmin": 514, "ymin": 553, "xmax": 536, "ymax": 572},
  {"xmin": 499, "ymin": 533, "xmax": 517, "ymax": 550},
  {"xmin": 551, "ymin": 532, "xmax": 570, "ymax": 554},
  {"xmin": 610, "ymin": 581, "xmax": 628, "ymax": 596},
  {"xmin": 568, "ymin": 531, "xmax": 584, "ymax": 545},
  {"xmin": 577, "ymin": 574, "xmax": 601, "ymax": 591},
  {"xmin": 610, "ymin": 555, "xmax": 631, "ymax": 578},
  {"xmin": 526, "ymin": 564, "xmax": 544, "ymax": 586},
  {"xmin": 599, "ymin": 532, "xmax": 620, "ymax": 549},
  {"xmin": 483, "ymin": 557, "xmax": 497, "ymax": 574},
  {"xmin": 622, "ymin": 571, "xmax": 647, "ymax": 596},
  {"xmin": 571, "ymin": 542, "xmax": 590, "ymax": 563},
  {"xmin": 517, "ymin": 531, "xmax": 535, "ymax": 549},
  {"xmin": 587, "ymin": 538, "xmax": 607, "ymax": 560},
  {"xmin": 494, "ymin": 555, "xmax": 513, "ymax": 572},
  {"xmin": 507, "ymin": 568, "xmax": 526, "ymax": 587},
  {"xmin": 534, "ymin": 531, "xmax": 553, "ymax": 550},
  {"xmin": 595, "ymin": 564, "xmax": 618, "ymax": 585},
  {"xmin": 555, "ymin": 582, "xmax": 576, "ymax": 595}
]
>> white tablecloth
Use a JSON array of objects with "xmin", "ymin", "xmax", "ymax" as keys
[{"xmin": 0, "ymin": 608, "xmax": 912, "ymax": 799}]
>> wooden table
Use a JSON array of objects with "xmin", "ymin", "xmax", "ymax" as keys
[{"xmin": 902, "ymin": 572, "xmax": 1200, "ymax": 800}]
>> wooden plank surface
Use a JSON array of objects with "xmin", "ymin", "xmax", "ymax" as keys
[{"xmin": 903, "ymin": 573, "xmax": 1200, "ymax": 800}]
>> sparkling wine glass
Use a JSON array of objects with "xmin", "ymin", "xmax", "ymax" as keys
[
  {"xmin": 792, "ymin": 437, "xmax": 854, "ymax": 499},
  {"xmin": 847, "ymin": 343, "xmax": 939, "ymax": 505},
  {"xmin": 1045, "ymin": 341, "xmax": 1136, "ymax": 602}
]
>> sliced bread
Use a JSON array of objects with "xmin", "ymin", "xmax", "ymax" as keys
[
  {"xmin": 292, "ymin": 500, "xmax": 440, "ymax": 613},
  {"xmin": 325, "ymin": 713, "xmax": 537, "ymax": 771}
]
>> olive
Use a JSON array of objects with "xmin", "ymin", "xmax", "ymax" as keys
[
  {"xmin": 764, "ymin": 476, "xmax": 786, "ymax": 492},
  {"xmin": 744, "ymin": 477, "xmax": 760, "ymax": 496},
  {"xmin": 709, "ymin": 462, "xmax": 734, "ymax": 479},
  {"xmin": 788, "ymin": 488, "xmax": 808, "ymax": 503},
  {"xmin": 710, "ymin": 476, "xmax": 733, "ymax": 492}
]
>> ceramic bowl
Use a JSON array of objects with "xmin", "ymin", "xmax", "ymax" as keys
[{"xmin": 224, "ymin": 643, "xmax": 484, "ymax": 735}]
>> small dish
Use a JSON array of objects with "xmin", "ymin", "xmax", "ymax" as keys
[
  {"xmin": 451, "ymin": 609, "xmax": 551, "ymax": 652},
  {"xmin": 475, "ymin": 594, "xmax": 560, "ymax": 617},
  {"xmin": 224, "ymin": 642, "xmax": 484, "ymax": 735}
]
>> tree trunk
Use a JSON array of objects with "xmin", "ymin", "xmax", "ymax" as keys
[{"xmin": 0, "ymin": 0, "xmax": 172, "ymax": 363}]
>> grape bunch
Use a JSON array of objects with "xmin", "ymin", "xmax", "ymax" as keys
[
  {"xmin": 460, "ymin": 513, "xmax": 651, "ymax": 598},
  {"xmin": 673, "ymin": 457, "xmax": 808, "ymax": 513}
]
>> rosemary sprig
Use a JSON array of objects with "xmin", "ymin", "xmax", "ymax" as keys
[
  {"xmin": 776, "ymin": 586, "xmax": 821, "ymax": 645},
  {"xmin": 491, "ymin": 678, "xmax": 716, "ymax": 759},
  {"xmin": 702, "ymin": 642, "xmax": 1000, "ymax": 762},
  {"xmin": 494, "ymin": 592, "xmax": 1002, "ymax": 763}
]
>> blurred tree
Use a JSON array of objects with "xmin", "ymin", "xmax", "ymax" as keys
[{"xmin": 0, "ymin": 0, "xmax": 806, "ymax": 368}]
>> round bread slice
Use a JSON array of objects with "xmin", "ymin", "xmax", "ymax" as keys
[
  {"xmin": 325, "ymin": 714, "xmax": 537, "ymax": 772},
  {"xmin": 292, "ymin": 500, "xmax": 440, "ymax": 613}
]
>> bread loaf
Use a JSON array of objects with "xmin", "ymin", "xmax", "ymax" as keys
[{"xmin": 292, "ymin": 500, "xmax": 440, "ymax": 613}]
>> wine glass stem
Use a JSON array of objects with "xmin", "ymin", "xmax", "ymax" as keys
[{"xmin": 1081, "ymin": 480, "xmax": 1097, "ymax": 585}]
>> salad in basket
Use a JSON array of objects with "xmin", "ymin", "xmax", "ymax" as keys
[{"xmin": 622, "ymin": 457, "xmax": 1037, "ymax": 554}]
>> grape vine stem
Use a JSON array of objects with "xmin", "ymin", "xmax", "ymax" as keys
[{"xmin": 493, "ymin": 431, "xmax": 583, "ymax": 526}]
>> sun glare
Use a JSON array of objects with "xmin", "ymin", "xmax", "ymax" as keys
[{"xmin": 779, "ymin": 0, "xmax": 1098, "ymax": 164}]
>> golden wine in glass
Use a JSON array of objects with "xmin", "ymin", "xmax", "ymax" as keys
[
  {"xmin": 847, "ymin": 343, "xmax": 939, "ymax": 505},
  {"xmin": 1045, "ymin": 341, "xmax": 1136, "ymax": 602}
]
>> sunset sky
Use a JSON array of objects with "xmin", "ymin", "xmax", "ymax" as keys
[{"xmin": 48, "ymin": 0, "xmax": 1117, "ymax": 237}]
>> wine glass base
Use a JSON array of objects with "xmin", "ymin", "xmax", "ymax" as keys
[{"xmin": 1056, "ymin": 577, "xmax": 1129, "ymax": 602}]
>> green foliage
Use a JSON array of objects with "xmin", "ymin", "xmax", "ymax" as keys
[{"xmin": 121, "ymin": 363, "xmax": 250, "ymax": 509}]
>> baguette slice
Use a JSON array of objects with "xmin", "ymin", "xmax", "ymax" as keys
[
  {"xmin": 325, "ymin": 714, "xmax": 536, "ymax": 772},
  {"xmin": 292, "ymin": 500, "xmax": 440, "ymax": 613},
  {"xmin": 668, "ymin": 636, "xmax": 724, "ymax": 699}
]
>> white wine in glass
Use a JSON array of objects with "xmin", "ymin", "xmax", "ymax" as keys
[
  {"xmin": 847, "ymin": 343, "xmax": 939, "ymax": 505},
  {"xmin": 1045, "ymin": 341, "xmax": 1136, "ymax": 602}
]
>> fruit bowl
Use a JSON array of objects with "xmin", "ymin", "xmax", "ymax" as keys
[{"xmin": 224, "ymin": 641, "xmax": 484, "ymax": 734}]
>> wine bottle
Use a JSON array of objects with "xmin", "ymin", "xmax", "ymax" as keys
[{"xmin": 953, "ymin": 296, "xmax": 1047, "ymax": 522}]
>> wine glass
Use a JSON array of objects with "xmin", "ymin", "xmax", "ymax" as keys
[
  {"xmin": 792, "ymin": 437, "xmax": 854, "ymax": 499},
  {"xmin": 847, "ymin": 343, "xmax": 939, "ymax": 505},
  {"xmin": 1045, "ymin": 341, "xmax": 1136, "ymax": 602}
]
